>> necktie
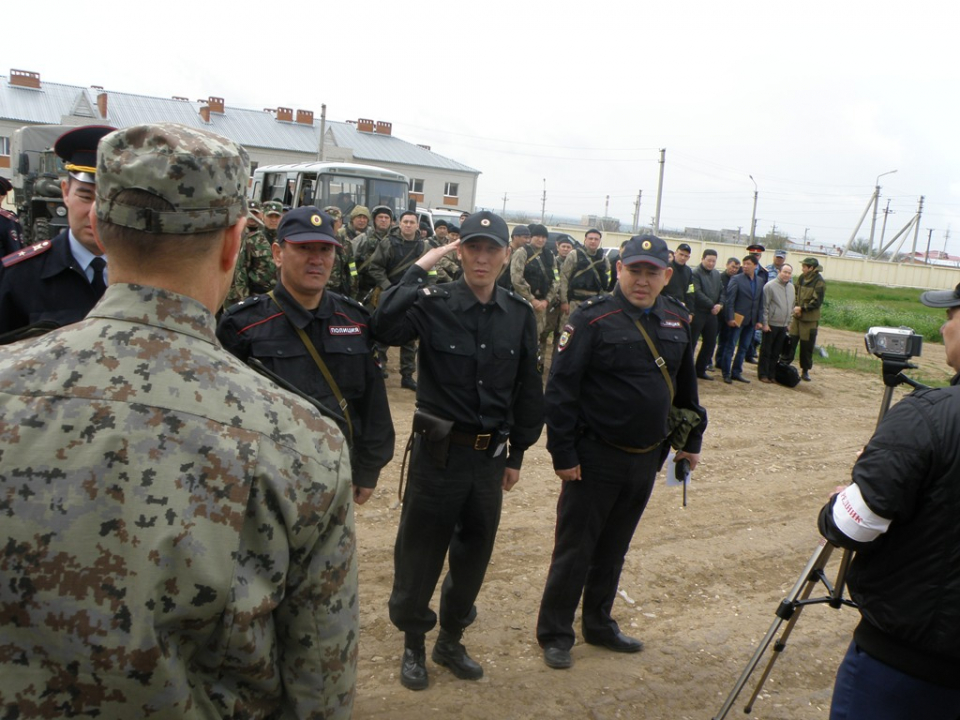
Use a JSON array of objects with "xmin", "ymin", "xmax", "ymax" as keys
[{"xmin": 90, "ymin": 256, "xmax": 107, "ymax": 296}]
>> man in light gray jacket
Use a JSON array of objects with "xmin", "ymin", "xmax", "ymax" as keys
[{"xmin": 759, "ymin": 264, "xmax": 795, "ymax": 382}]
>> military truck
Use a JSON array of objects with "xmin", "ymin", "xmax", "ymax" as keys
[{"xmin": 10, "ymin": 125, "xmax": 70, "ymax": 245}]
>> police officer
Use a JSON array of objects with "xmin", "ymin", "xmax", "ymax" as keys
[
  {"xmin": 537, "ymin": 234, "xmax": 707, "ymax": 670},
  {"xmin": 0, "ymin": 123, "xmax": 357, "ymax": 717},
  {"xmin": 371, "ymin": 210, "xmax": 544, "ymax": 691},
  {"xmin": 0, "ymin": 176, "xmax": 23, "ymax": 256},
  {"xmin": 218, "ymin": 206, "xmax": 394, "ymax": 504},
  {"xmin": 0, "ymin": 125, "xmax": 115, "ymax": 340}
]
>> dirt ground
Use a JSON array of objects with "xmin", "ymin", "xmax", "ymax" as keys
[{"xmin": 351, "ymin": 328, "xmax": 949, "ymax": 720}]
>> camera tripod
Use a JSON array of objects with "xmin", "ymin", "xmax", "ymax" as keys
[{"xmin": 712, "ymin": 355, "xmax": 926, "ymax": 719}]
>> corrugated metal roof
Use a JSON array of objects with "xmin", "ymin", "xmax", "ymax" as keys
[
  {"xmin": 327, "ymin": 123, "xmax": 478, "ymax": 173},
  {"xmin": 0, "ymin": 78, "xmax": 100, "ymax": 124},
  {"xmin": 1, "ymin": 75, "xmax": 478, "ymax": 174}
]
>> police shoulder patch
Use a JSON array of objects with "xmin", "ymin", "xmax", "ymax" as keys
[
  {"xmin": 2, "ymin": 239, "xmax": 53, "ymax": 268},
  {"xmin": 557, "ymin": 323, "xmax": 576, "ymax": 352}
]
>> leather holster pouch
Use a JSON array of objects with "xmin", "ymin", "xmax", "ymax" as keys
[{"xmin": 412, "ymin": 409, "xmax": 454, "ymax": 468}]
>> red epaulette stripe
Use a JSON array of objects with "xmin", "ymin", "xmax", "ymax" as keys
[
  {"xmin": 2, "ymin": 240, "xmax": 53, "ymax": 268},
  {"xmin": 333, "ymin": 310, "xmax": 366, "ymax": 329},
  {"xmin": 237, "ymin": 312, "xmax": 284, "ymax": 335},
  {"xmin": 663, "ymin": 309, "xmax": 690, "ymax": 325},
  {"xmin": 589, "ymin": 309, "xmax": 622, "ymax": 325}
]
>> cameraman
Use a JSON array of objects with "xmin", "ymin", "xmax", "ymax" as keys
[{"xmin": 818, "ymin": 282, "xmax": 960, "ymax": 719}]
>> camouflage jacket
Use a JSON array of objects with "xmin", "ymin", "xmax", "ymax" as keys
[
  {"xmin": 224, "ymin": 227, "xmax": 277, "ymax": 308},
  {"xmin": 0, "ymin": 284, "xmax": 357, "ymax": 719}
]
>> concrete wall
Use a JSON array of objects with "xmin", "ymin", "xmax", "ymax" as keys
[{"xmin": 557, "ymin": 227, "xmax": 960, "ymax": 291}]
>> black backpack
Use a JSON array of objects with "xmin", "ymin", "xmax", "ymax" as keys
[{"xmin": 775, "ymin": 361, "xmax": 801, "ymax": 388}]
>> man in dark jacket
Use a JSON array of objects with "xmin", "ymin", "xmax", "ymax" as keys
[
  {"xmin": 663, "ymin": 242, "xmax": 694, "ymax": 308},
  {"xmin": 817, "ymin": 282, "xmax": 960, "ymax": 719},
  {"xmin": 718, "ymin": 255, "xmax": 764, "ymax": 383},
  {"xmin": 690, "ymin": 249, "xmax": 723, "ymax": 380}
]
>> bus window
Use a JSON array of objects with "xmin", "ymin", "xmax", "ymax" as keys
[
  {"xmin": 263, "ymin": 172, "xmax": 287, "ymax": 203},
  {"xmin": 370, "ymin": 178, "xmax": 410, "ymax": 218},
  {"xmin": 324, "ymin": 175, "xmax": 366, "ymax": 216}
]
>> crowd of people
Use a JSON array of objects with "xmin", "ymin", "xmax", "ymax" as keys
[{"xmin": 1, "ymin": 122, "xmax": 957, "ymax": 720}]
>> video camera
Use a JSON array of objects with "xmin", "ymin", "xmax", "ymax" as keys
[{"xmin": 864, "ymin": 326, "xmax": 922, "ymax": 361}]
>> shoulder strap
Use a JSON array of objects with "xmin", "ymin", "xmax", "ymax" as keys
[
  {"xmin": 268, "ymin": 291, "xmax": 354, "ymax": 444},
  {"xmin": 633, "ymin": 317, "xmax": 674, "ymax": 403}
]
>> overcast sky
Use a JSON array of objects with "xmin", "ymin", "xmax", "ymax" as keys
[{"xmin": 8, "ymin": 1, "xmax": 960, "ymax": 255}]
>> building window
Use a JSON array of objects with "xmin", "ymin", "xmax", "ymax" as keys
[
  {"xmin": 444, "ymin": 182, "xmax": 459, "ymax": 198},
  {"xmin": 0, "ymin": 136, "xmax": 10, "ymax": 155},
  {"xmin": 409, "ymin": 178, "xmax": 424, "ymax": 193}
]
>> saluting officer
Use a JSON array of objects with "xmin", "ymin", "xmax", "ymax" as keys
[
  {"xmin": 372, "ymin": 210, "xmax": 544, "ymax": 691},
  {"xmin": 537, "ymin": 234, "xmax": 707, "ymax": 670},
  {"xmin": 0, "ymin": 125, "xmax": 115, "ymax": 340},
  {"xmin": 217, "ymin": 207, "xmax": 394, "ymax": 505}
]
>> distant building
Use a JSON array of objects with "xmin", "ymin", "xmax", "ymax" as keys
[{"xmin": 0, "ymin": 69, "xmax": 479, "ymax": 211}]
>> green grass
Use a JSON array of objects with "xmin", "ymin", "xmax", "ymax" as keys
[
  {"xmin": 822, "ymin": 280, "xmax": 945, "ymax": 344},
  {"xmin": 817, "ymin": 345, "xmax": 949, "ymax": 388}
]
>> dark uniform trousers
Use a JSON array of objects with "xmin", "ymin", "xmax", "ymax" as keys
[
  {"xmin": 389, "ymin": 438, "xmax": 506, "ymax": 636},
  {"xmin": 690, "ymin": 311, "xmax": 719, "ymax": 376},
  {"xmin": 537, "ymin": 435, "xmax": 659, "ymax": 651}
]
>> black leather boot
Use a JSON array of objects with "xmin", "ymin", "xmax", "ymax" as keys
[
  {"xmin": 431, "ymin": 628, "xmax": 483, "ymax": 680},
  {"xmin": 400, "ymin": 633, "xmax": 428, "ymax": 690}
]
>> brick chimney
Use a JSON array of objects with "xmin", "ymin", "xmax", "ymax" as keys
[
  {"xmin": 97, "ymin": 92, "xmax": 108, "ymax": 119},
  {"xmin": 375, "ymin": 121, "xmax": 392, "ymax": 136},
  {"xmin": 295, "ymin": 109, "xmax": 314, "ymax": 125},
  {"xmin": 357, "ymin": 118, "xmax": 375, "ymax": 133},
  {"xmin": 172, "ymin": 96, "xmax": 189, "ymax": 101},
  {"xmin": 417, "ymin": 144, "xmax": 431, "ymax": 151},
  {"xmin": 199, "ymin": 105, "xmax": 211, "ymax": 123},
  {"xmin": 276, "ymin": 107, "xmax": 293, "ymax": 122},
  {"xmin": 10, "ymin": 69, "xmax": 40, "ymax": 89},
  {"xmin": 208, "ymin": 96, "xmax": 225, "ymax": 114}
]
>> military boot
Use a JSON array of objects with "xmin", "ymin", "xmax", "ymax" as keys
[
  {"xmin": 431, "ymin": 628, "xmax": 483, "ymax": 680},
  {"xmin": 400, "ymin": 633, "xmax": 428, "ymax": 690}
]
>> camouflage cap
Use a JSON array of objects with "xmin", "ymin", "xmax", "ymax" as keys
[
  {"xmin": 96, "ymin": 123, "xmax": 249, "ymax": 234},
  {"xmin": 350, "ymin": 205, "xmax": 371, "ymax": 221},
  {"xmin": 323, "ymin": 205, "xmax": 343, "ymax": 220},
  {"xmin": 262, "ymin": 201, "xmax": 283, "ymax": 216}
]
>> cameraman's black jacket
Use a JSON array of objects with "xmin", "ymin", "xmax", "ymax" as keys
[{"xmin": 819, "ymin": 375, "xmax": 960, "ymax": 688}]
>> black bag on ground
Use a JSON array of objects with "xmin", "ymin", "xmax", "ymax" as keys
[{"xmin": 775, "ymin": 361, "xmax": 801, "ymax": 388}]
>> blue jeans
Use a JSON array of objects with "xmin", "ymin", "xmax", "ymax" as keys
[
  {"xmin": 720, "ymin": 323, "xmax": 754, "ymax": 379},
  {"xmin": 829, "ymin": 641, "xmax": 960, "ymax": 720}
]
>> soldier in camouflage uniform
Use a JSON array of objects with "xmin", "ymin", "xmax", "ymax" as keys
[
  {"xmin": 324, "ymin": 205, "xmax": 358, "ymax": 298},
  {"xmin": 224, "ymin": 207, "xmax": 276, "ymax": 308},
  {"xmin": 510, "ymin": 223, "xmax": 558, "ymax": 360},
  {"xmin": 0, "ymin": 123, "xmax": 358, "ymax": 718},
  {"xmin": 337, "ymin": 204, "xmax": 371, "ymax": 249},
  {"xmin": 431, "ymin": 220, "xmax": 461, "ymax": 283}
]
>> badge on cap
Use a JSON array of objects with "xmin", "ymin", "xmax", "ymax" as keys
[
  {"xmin": 481, "ymin": 219, "xmax": 491, "ymax": 227},
  {"xmin": 642, "ymin": 240, "xmax": 652, "ymax": 250},
  {"xmin": 311, "ymin": 214, "xmax": 323, "ymax": 227}
]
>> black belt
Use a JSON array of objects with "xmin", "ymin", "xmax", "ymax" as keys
[
  {"xmin": 581, "ymin": 429, "xmax": 661, "ymax": 455},
  {"xmin": 449, "ymin": 430, "xmax": 492, "ymax": 451}
]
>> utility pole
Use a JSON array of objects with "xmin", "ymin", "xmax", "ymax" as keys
[
  {"xmin": 632, "ymin": 190, "xmax": 642, "ymax": 233},
  {"xmin": 317, "ymin": 103, "xmax": 327, "ymax": 161},
  {"xmin": 602, "ymin": 195, "xmax": 610, "ymax": 231},
  {"xmin": 924, "ymin": 228, "xmax": 934, "ymax": 264},
  {"xmin": 943, "ymin": 227, "xmax": 951, "ymax": 256},
  {"xmin": 540, "ymin": 178, "xmax": 546, "ymax": 224},
  {"xmin": 653, "ymin": 149, "xmax": 665, "ymax": 234},
  {"xmin": 501, "ymin": 192, "xmax": 508, "ymax": 215},
  {"xmin": 869, "ymin": 169, "xmax": 897, "ymax": 256},
  {"xmin": 909, "ymin": 196, "xmax": 924, "ymax": 262},
  {"xmin": 878, "ymin": 199, "xmax": 893, "ymax": 254},
  {"xmin": 749, "ymin": 175, "xmax": 758, "ymax": 245}
]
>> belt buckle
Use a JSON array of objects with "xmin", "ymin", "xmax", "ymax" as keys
[{"xmin": 474, "ymin": 434, "xmax": 491, "ymax": 451}]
